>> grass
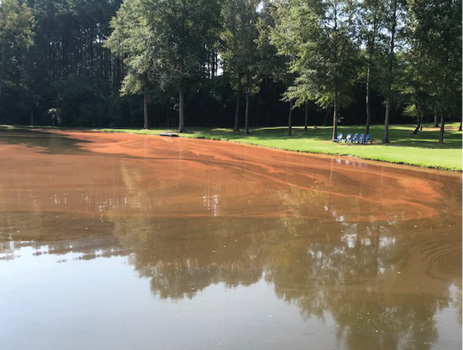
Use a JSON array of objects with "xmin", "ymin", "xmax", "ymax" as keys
[{"xmin": 100, "ymin": 123, "xmax": 462, "ymax": 171}]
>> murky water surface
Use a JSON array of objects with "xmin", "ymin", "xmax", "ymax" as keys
[{"xmin": 0, "ymin": 128, "xmax": 461, "ymax": 350}]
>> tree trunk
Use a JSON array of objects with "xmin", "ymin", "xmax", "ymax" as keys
[
  {"xmin": 332, "ymin": 98, "xmax": 338, "ymax": 140},
  {"xmin": 438, "ymin": 115, "xmax": 445, "ymax": 144},
  {"xmin": 233, "ymin": 91, "xmax": 240, "ymax": 132},
  {"xmin": 304, "ymin": 102, "xmax": 308, "ymax": 130},
  {"xmin": 178, "ymin": 86, "xmax": 186, "ymax": 133},
  {"xmin": 30, "ymin": 111, "xmax": 34, "ymax": 126},
  {"xmin": 383, "ymin": 0, "xmax": 397, "ymax": 144},
  {"xmin": 459, "ymin": 117, "xmax": 462, "ymax": 131},
  {"xmin": 383, "ymin": 95, "xmax": 390, "ymax": 143},
  {"xmin": 245, "ymin": 90, "xmax": 250, "ymax": 135},
  {"xmin": 322, "ymin": 106, "xmax": 331, "ymax": 126},
  {"xmin": 365, "ymin": 19, "xmax": 377, "ymax": 136},
  {"xmin": 287, "ymin": 100, "xmax": 293, "ymax": 136},
  {"xmin": 433, "ymin": 115, "xmax": 439, "ymax": 127},
  {"xmin": 412, "ymin": 112, "xmax": 422, "ymax": 135},
  {"xmin": 143, "ymin": 86, "xmax": 149, "ymax": 129},
  {"xmin": 255, "ymin": 94, "xmax": 262, "ymax": 127},
  {"xmin": 211, "ymin": 51, "xmax": 217, "ymax": 78},
  {"xmin": 365, "ymin": 65, "xmax": 372, "ymax": 135}
]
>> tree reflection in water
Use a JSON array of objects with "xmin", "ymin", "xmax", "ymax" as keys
[{"xmin": 105, "ymin": 172, "xmax": 460, "ymax": 350}]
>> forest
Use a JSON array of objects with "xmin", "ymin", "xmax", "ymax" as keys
[{"xmin": 0, "ymin": 0, "xmax": 461, "ymax": 142}]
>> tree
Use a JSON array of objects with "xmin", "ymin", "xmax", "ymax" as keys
[
  {"xmin": 220, "ymin": 0, "xmax": 260, "ymax": 134},
  {"xmin": 272, "ymin": 0, "xmax": 360, "ymax": 139},
  {"xmin": 107, "ymin": 0, "xmax": 220, "ymax": 133},
  {"xmin": 399, "ymin": 45, "xmax": 429, "ymax": 134},
  {"xmin": 359, "ymin": 0, "xmax": 387, "ymax": 135},
  {"xmin": 20, "ymin": 0, "xmax": 122, "ymax": 126},
  {"xmin": 146, "ymin": 0, "xmax": 220, "ymax": 133},
  {"xmin": 380, "ymin": 0, "xmax": 407, "ymax": 143},
  {"xmin": 408, "ymin": 0, "xmax": 462, "ymax": 143},
  {"xmin": 0, "ymin": 0, "xmax": 35, "ymax": 123},
  {"xmin": 106, "ymin": 0, "xmax": 154, "ymax": 129},
  {"xmin": 259, "ymin": 0, "xmax": 296, "ymax": 136}
]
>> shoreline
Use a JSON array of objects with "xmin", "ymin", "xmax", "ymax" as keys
[{"xmin": 2, "ymin": 124, "xmax": 462, "ymax": 172}]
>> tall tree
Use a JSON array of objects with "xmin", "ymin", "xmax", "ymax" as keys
[
  {"xmin": 0, "ymin": 0, "xmax": 35, "ymax": 123},
  {"xmin": 380, "ymin": 0, "xmax": 407, "ymax": 143},
  {"xmin": 220, "ymin": 0, "xmax": 260, "ymax": 134},
  {"xmin": 106, "ymin": 0, "xmax": 154, "ymax": 129},
  {"xmin": 399, "ymin": 43, "xmax": 429, "ymax": 134},
  {"xmin": 258, "ymin": 0, "xmax": 296, "ymax": 136},
  {"xmin": 272, "ymin": 0, "xmax": 360, "ymax": 139},
  {"xmin": 408, "ymin": 0, "xmax": 462, "ymax": 143},
  {"xmin": 359, "ymin": 0, "xmax": 386, "ymax": 135},
  {"xmin": 144, "ymin": 0, "xmax": 220, "ymax": 133},
  {"xmin": 20, "ymin": 0, "xmax": 123, "ymax": 126}
]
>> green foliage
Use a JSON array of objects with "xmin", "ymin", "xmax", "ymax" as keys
[
  {"xmin": 255, "ymin": 0, "xmax": 287, "ymax": 83},
  {"xmin": 271, "ymin": 0, "xmax": 360, "ymax": 109},
  {"xmin": 220, "ymin": 0, "xmax": 261, "ymax": 92},
  {"xmin": 105, "ymin": 0, "xmax": 151, "ymax": 95},
  {"xmin": 138, "ymin": 0, "xmax": 220, "ymax": 90},
  {"xmin": 408, "ymin": 0, "xmax": 462, "ymax": 118},
  {"xmin": 374, "ymin": 0, "xmax": 408, "ymax": 93},
  {"xmin": 0, "ymin": 0, "xmax": 35, "ymax": 110},
  {"xmin": 26, "ymin": 0, "xmax": 120, "ymax": 87},
  {"xmin": 358, "ymin": 0, "xmax": 388, "ymax": 93},
  {"xmin": 54, "ymin": 78, "xmax": 107, "ymax": 127},
  {"xmin": 107, "ymin": 0, "xmax": 221, "ymax": 131}
]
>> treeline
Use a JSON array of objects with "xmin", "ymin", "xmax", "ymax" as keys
[{"xmin": 0, "ymin": 0, "xmax": 461, "ymax": 142}]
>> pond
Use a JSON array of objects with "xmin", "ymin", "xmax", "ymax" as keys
[{"xmin": 0, "ymin": 128, "xmax": 461, "ymax": 350}]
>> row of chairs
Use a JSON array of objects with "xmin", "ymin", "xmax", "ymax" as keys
[{"xmin": 333, "ymin": 133, "xmax": 371, "ymax": 144}]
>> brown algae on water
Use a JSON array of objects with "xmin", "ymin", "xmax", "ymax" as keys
[{"xmin": 0, "ymin": 129, "xmax": 461, "ymax": 350}]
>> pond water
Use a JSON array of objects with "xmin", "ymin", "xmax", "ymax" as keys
[{"xmin": 0, "ymin": 128, "xmax": 461, "ymax": 350}]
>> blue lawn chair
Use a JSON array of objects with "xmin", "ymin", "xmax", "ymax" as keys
[
  {"xmin": 364, "ymin": 134, "xmax": 371, "ymax": 144},
  {"xmin": 358, "ymin": 133, "xmax": 364, "ymax": 144},
  {"xmin": 345, "ymin": 133, "xmax": 352, "ymax": 143},
  {"xmin": 351, "ymin": 133, "xmax": 358, "ymax": 143},
  {"xmin": 333, "ymin": 133, "xmax": 343, "ymax": 142}
]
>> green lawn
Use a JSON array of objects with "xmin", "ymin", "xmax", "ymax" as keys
[{"xmin": 101, "ymin": 123, "xmax": 459, "ymax": 172}]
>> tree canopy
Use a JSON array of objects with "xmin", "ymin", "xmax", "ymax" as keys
[
  {"xmin": 0, "ymin": 0, "xmax": 460, "ymax": 142},
  {"xmin": 0, "ymin": 0, "xmax": 35, "ymax": 123}
]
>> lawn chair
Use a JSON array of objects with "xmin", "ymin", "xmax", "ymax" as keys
[
  {"xmin": 351, "ymin": 133, "xmax": 358, "ymax": 143},
  {"xmin": 364, "ymin": 134, "xmax": 371, "ymax": 144},
  {"xmin": 358, "ymin": 133, "xmax": 364, "ymax": 144},
  {"xmin": 345, "ymin": 133, "xmax": 352, "ymax": 143},
  {"xmin": 333, "ymin": 133, "xmax": 343, "ymax": 142}
]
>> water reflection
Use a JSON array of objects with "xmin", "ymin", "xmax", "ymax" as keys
[{"xmin": 0, "ymin": 129, "xmax": 461, "ymax": 350}]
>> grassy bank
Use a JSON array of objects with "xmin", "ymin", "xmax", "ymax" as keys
[{"xmin": 96, "ymin": 123, "xmax": 459, "ymax": 171}]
